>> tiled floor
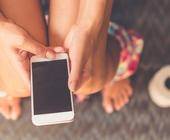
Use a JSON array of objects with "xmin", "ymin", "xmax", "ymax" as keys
[{"xmin": 0, "ymin": 0, "xmax": 170, "ymax": 140}]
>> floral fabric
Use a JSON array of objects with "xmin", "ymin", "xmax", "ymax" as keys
[{"xmin": 108, "ymin": 22, "xmax": 144, "ymax": 82}]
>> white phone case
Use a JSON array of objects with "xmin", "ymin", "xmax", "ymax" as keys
[{"xmin": 30, "ymin": 53, "xmax": 74, "ymax": 126}]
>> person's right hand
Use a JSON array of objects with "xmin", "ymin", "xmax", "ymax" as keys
[{"xmin": 0, "ymin": 16, "xmax": 57, "ymax": 97}]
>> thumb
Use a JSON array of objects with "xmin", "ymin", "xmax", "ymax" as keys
[
  {"xmin": 65, "ymin": 27, "xmax": 91, "ymax": 91},
  {"xmin": 17, "ymin": 36, "xmax": 56, "ymax": 59},
  {"xmin": 68, "ymin": 47, "xmax": 85, "ymax": 92}
]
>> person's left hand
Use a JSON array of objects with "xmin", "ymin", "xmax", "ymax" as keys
[{"xmin": 64, "ymin": 24, "xmax": 108, "ymax": 95}]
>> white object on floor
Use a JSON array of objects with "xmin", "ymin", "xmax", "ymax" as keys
[
  {"xmin": 0, "ymin": 90, "xmax": 7, "ymax": 97},
  {"xmin": 148, "ymin": 65, "xmax": 170, "ymax": 107}
]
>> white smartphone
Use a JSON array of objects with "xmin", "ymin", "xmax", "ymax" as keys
[{"xmin": 30, "ymin": 53, "xmax": 74, "ymax": 126}]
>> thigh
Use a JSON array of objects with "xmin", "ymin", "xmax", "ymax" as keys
[
  {"xmin": 0, "ymin": 0, "xmax": 47, "ymax": 44},
  {"xmin": 48, "ymin": 0, "xmax": 79, "ymax": 46}
]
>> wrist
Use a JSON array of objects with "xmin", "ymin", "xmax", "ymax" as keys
[
  {"xmin": 76, "ymin": 0, "xmax": 107, "ymax": 37},
  {"xmin": 75, "ymin": 23, "xmax": 99, "ymax": 41}
]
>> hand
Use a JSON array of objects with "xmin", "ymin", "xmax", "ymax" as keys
[
  {"xmin": 64, "ymin": 26, "xmax": 94, "ymax": 91},
  {"xmin": 64, "ymin": 23, "xmax": 109, "ymax": 96},
  {"xmin": 64, "ymin": 0, "xmax": 113, "ymax": 94},
  {"xmin": 0, "ymin": 17, "xmax": 57, "ymax": 97}
]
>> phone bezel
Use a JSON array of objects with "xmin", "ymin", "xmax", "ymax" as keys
[{"xmin": 30, "ymin": 53, "xmax": 74, "ymax": 126}]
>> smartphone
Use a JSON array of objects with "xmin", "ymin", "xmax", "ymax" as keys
[{"xmin": 30, "ymin": 53, "xmax": 74, "ymax": 126}]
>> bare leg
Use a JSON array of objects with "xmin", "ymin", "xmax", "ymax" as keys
[
  {"xmin": 48, "ymin": 0, "xmax": 133, "ymax": 113},
  {"xmin": 0, "ymin": 0, "xmax": 47, "ymax": 44},
  {"xmin": 48, "ymin": 0, "xmax": 80, "ymax": 46},
  {"xmin": 66, "ymin": 0, "xmax": 133, "ymax": 112},
  {"xmin": 101, "ymin": 10, "xmax": 133, "ymax": 113},
  {"xmin": 75, "ymin": 0, "xmax": 114, "ymax": 101},
  {"xmin": 0, "ymin": 0, "xmax": 46, "ymax": 120}
]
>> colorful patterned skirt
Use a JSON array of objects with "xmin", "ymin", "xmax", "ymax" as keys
[{"xmin": 108, "ymin": 22, "xmax": 144, "ymax": 83}]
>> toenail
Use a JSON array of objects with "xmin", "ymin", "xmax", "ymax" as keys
[
  {"xmin": 106, "ymin": 106, "xmax": 113, "ymax": 114},
  {"xmin": 11, "ymin": 113, "xmax": 18, "ymax": 120}
]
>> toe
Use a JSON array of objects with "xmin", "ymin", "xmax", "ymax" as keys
[
  {"xmin": 122, "ymin": 91, "xmax": 129, "ymax": 105},
  {"xmin": 0, "ymin": 102, "xmax": 10, "ymax": 120},
  {"xmin": 125, "ymin": 85, "xmax": 133, "ymax": 96},
  {"xmin": 114, "ymin": 95, "xmax": 122, "ymax": 111},
  {"xmin": 114, "ymin": 92, "xmax": 127, "ymax": 111},
  {"xmin": 11, "ymin": 105, "xmax": 21, "ymax": 120},
  {"xmin": 118, "ymin": 95, "xmax": 125, "ymax": 109},
  {"xmin": 11, "ymin": 104, "xmax": 21, "ymax": 120},
  {"xmin": 102, "ymin": 94, "xmax": 113, "ymax": 114},
  {"xmin": 121, "ymin": 89, "xmax": 130, "ymax": 104}
]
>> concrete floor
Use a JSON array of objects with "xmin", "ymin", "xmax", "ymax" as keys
[{"xmin": 0, "ymin": 0, "xmax": 170, "ymax": 140}]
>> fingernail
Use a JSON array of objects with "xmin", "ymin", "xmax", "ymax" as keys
[
  {"xmin": 69, "ymin": 81, "xmax": 77, "ymax": 92},
  {"xmin": 69, "ymin": 82, "xmax": 76, "ymax": 91},
  {"xmin": 106, "ymin": 105, "xmax": 113, "ymax": 114},
  {"xmin": 46, "ymin": 50, "xmax": 56, "ymax": 59}
]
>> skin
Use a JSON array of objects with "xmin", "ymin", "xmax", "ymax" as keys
[
  {"xmin": 0, "ymin": 0, "xmax": 133, "ymax": 120},
  {"xmin": 49, "ymin": 0, "xmax": 133, "ymax": 113},
  {"xmin": 0, "ymin": 0, "xmax": 47, "ymax": 44},
  {"xmin": 49, "ymin": 0, "xmax": 112, "ymax": 93},
  {"xmin": 0, "ymin": 0, "xmax": 58, "ymax": 120},
  {"xmin": 48, "ymin": 0, "xmax": 80, "ymax": 46}
]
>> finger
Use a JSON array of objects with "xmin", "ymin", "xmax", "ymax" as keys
[
  {"xmin": 68, "ymin": 49, "xmax": 86, "ymax": 92},
  {"xmin": 18, "ymin": 50, "xmax": 28, "ymax": 60},
  {"xmin": 15, "ymin": 89, "xmax": 30, "ymax": 98},
  {"xmin": 7, "ymin": 88, "xmax": 30, "ymax": 98},
  {"xmin": 64, "ymin": 26, "xmax": 91, "ymax": 91},
  {"xmin": 18, "ymin": 36, "xmax": 56, "ymax": 59},
  {"xmin": 66, "ymin": 30, "xmax": 90, "ymax": 91},
  {"xmin": 53, "ymin": 47, "xmax": 66, "ymax": 53}
]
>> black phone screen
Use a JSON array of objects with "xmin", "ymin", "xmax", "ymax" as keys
[{"xmin": 32, "ymin": 59, "xmax": 72, "ymax": 115}]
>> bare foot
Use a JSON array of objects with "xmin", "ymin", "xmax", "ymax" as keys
[
  {"xmin": 102, "ymin": 79, "xmax": 133, "ymax": 113},
  {"xmin": 0, "ymin": 97, "xmax": 21, "ymax": 120}
]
